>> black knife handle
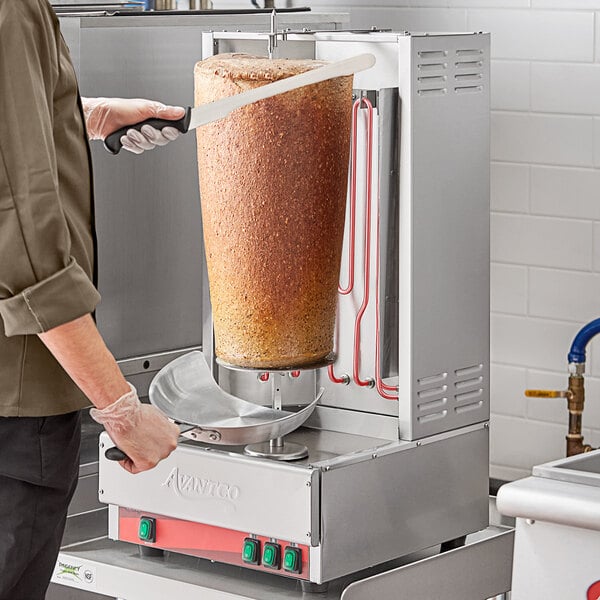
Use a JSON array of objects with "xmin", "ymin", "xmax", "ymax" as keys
[
  {"xmin": 103, "ymin": 106, "xmax": 192, "ymax": 155},
  {"xmin": 105, "ymin": 447, "xmax": 129, "ymax": 462}
]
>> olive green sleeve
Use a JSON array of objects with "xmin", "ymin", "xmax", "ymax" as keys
[{"xmin": 0, "ymin": 2, "xmax": 100, "ymax": 336}]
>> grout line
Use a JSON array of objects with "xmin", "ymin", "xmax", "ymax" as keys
[
  {"xmin": 493, "ymin": 109, "xmax": 599, "ymax": 119},
  {"xmin": 492, "ymin": 312, "xmax": 591, "ymax": 326},
  {"xmin": 492, "ymin": 159, "xmax": 598, "ymax": 169},
  {"xmin": 492, "ymin": 210, "xmax": 597, "ymax": 225}
]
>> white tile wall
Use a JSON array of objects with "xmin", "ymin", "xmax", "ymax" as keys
[
  {"xmin": 491, "ymin": 364, "xmax": 528, "ymax": 416},
  {"xmin": 491, "ymin": 61, "xmax": 530, "ymax": 111},
  {"xmin": 534, "ymin": 0, "xmax": 600, "ymax": 8},
  {"xmin": 491, "ymin": 264, "xmax": 528, "ymax": 314},
  {"xmin": 491, "ymin": 213, "xmax": 592, "ymax": 269},
  {"xmin": 346, "ymin": 7, "xmax": 469, "ymax": 31},
  {"xmin": 592, "ymin": 222, "xmax": 600, "ymax": 270},
  {"xmin": 531, "ymin": 63, "xmax": 600, "ymax": 115},
  {"xmin": 529, "ymin": 268, "xmax": 600, "ymax": 322},
  {"xmin": 588, "ymin": 334, "xmax": 600, "ymax": 375},
  {"xmin": 490, "ymin": 163, "xmax": 530, "ymax": 213},
  {"xmin": 491, "ymin": 112, "xmax": 594, "ymax": 167},
  {"xmin": 230, "ymin": 0, "xmax": 600, "ymax": 478},
  {"xmin": 594, "ymin": 119, "xmax": 600, "ymax": 166},
  {"xmin": 531, "ymin": 166, "xmax": 600, "ymax": 220},
  {"xmin": 466, "ymin": 10, "xmax": 594, "ymax": 61},
  {"xmin": 491, "ymin": 314, "xmax": 581, "ymax": 371},
  {"xmin": 489, "ymin": 414, "xmax": 565, "ymax": 471}
]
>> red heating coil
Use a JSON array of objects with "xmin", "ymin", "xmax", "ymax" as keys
[
  {"xmin": 329, "ymin": 96, "xmax": 398, "ymax": 399},
  {"xmin": 351, "ymin": 97, "xmax": 374, "ymax": 388},
  {"xmin": 337, "ymin": 99, "xmax": 362, "ymax": 296}
]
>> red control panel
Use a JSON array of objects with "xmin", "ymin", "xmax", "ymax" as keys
[{"xmin": 118, "ymin": 507, "xmax": 310, "ymax": 580}]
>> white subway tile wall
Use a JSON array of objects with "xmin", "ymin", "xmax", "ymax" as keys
[
  {"xmin": 491, "ymin": 213, "xmax": 592, "ymax": 269},
  {"xmin": 491, "ymin": 264, "xmax": 527, "ymax": 314},
  {"xmin": 214, "ymin": 0, "xmax": 600, "ymax": 479},
  {"xmin": 531, "ymin": 166, "xmax": 600, "ymax": 220},
  {"xmin": 492, "ymin": 112, "xmax": 594, "ymax": 166},
  {"xmin": 532, "ymin": 63, "xmax": 600, "ymax": 115},
  {"xmin": 594, "ymin": 119, "xmax": 600, "ymax": 166},
  {"xmin": 491, "ymin": 61, "xmax": 530, "ymax": 111},
  {"xmin": 491, "ymin": 163, "xmax": 529, "ymax": 213},
  {"xmin": 467, "ymin": 10, "xmax": 595, "ymax": 61}
]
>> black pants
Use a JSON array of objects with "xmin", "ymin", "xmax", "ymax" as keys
[{"xmin": 0, "ymin": 411, "xmax": 81, "ymax": 600}]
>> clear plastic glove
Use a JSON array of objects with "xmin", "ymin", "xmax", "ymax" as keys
[
  {"xmin": 82, "ymin": 97, "xmax": 185, "ymax": 155},
  {"xmin": 90, "ymin": 383, "xmax": 179, "ymax": 474}
]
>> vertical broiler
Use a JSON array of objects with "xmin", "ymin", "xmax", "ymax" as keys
[{"xmin": 99, "ymin": 29, "xmax": 491, "ymax": 589}]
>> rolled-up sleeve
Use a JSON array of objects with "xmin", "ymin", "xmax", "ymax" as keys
[{"xmin": 0, "ymin": 2, "xmax": 99, "ymax": 336}]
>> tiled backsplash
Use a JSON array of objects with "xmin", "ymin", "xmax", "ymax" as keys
[{"xmin": 215, "ymin": 0, "xmax": 600, "ymax": 480}]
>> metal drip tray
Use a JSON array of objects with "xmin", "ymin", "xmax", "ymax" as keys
[
  {"xmin": 532, "ymin": 448, "xmax": 600, "ymax": 488},
  {"xmin": 149, "ymin": 351, "xmax": 321, "ymax": 446}
]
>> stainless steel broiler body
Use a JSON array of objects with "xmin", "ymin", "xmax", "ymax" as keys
[{"xmin": 99, "ymin": 30, "xmax": 491, "ymax": 586}]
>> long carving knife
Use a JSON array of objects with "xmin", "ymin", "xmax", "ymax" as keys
[{"xmin": 103, "ymin": 52, "xmax": 376, "ymax": 155}]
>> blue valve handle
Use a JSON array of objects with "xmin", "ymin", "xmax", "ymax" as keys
[{"xmin": 568, "ymin": 318, "xmax": 600, "ymax": 364}]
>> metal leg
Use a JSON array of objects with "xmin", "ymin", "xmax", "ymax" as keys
[
  {"xmin": 300, "ymin": 581, "xmax": 330, "ymax": 594},
  {"xmin": 138, "ymin": 545, "xmax": 164, "ymax": 558}
]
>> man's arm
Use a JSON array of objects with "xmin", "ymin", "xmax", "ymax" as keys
[
  {"xmin": 38, "ymin": 314, "xmax": 130, "ymax": 408},
  {"xmin": 39, "ymin": 314, "xmax": 179, "ymax": 474}
]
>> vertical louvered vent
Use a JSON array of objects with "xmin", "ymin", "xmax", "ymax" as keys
[
  {"xmin": 416, "ymin": 371, "xmax": 448, "ymax": 423},
  {"xmin": 415, "ymin": 364, "xmax": 486, "ymax": 425},
  {"xmin": 416, "ymin": 46, "xmax": 485, "ymax": 97},
  {"xmin": 453, "ymin": 364, "xmax": 484, "ymax": 414},
  {"xmin": 454, "ymin": 48, "xmax": 484, "ymax": 94},
  {"xmin": 416, "ymin": 50, "xmax": 448, "ymax": 96}
]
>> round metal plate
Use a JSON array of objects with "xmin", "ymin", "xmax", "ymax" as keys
[
  {"xmin": 149, "ymin": 351, "xmax": 323, "ymax": 446},
  {"xmin": 244, "ymin": 441, "xmax": 309, "ymax": 461},
  {"xmin": 216, "ymin": 353, "xmax": 336, "ymax": 374}
]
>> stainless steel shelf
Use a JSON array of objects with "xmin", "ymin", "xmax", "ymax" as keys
[{"xmin": 50, "ymin": 522, "xmax": 512, "ymax": 599}]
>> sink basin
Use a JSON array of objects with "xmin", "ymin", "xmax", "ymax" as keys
[{"xmin": 532, "ymin": 448, "xmax": 600, "ymax": 488}]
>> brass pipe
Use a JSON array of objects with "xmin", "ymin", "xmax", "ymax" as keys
[
  {"xmin": 566, "ymin": 374, "xmax": 593, "ymax": 456},
  {"xmin": 525, "ymin": 374, "xmax": 595, "ymax": 457}
]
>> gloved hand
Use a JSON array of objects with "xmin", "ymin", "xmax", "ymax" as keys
[
  {"xmin": 82, "ymin": 97, "xmax": 185, "ymax": 154},
  {"xmin": 90, "ymin": 383, "xmax": 179, "ymax": 474}
]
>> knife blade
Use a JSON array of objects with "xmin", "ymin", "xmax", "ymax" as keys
[{"xmin": 103, "ymin": 52, "xmax": 376, "ymax": 155}]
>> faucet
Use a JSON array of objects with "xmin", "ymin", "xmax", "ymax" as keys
[{"xmin": 526, "ymin": 318, "xmax": 599, "ymax": 457}]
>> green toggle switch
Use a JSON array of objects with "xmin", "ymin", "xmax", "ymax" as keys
[
  {"xmin": 283, "ymin": 546, "xmax": 302, "ymax": 574},
  {"xmin": 138, "ymin": 517, "xmax": 156, "ymax": 542},
  {"xmin": 262, "ymin": 542, "xmax": 281, "ymax": 569},
  {"xmin": 242, "ymin": 538, "xmax": 260, "ymax": 565}
]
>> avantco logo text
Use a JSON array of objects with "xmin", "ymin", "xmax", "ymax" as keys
[{"xmin": 162, "ymin": 467, "xmax": 241, "ymax": 501}]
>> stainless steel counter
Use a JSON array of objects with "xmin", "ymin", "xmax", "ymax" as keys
[{"xmin": 49, "ymin": 519, "xmax": 513, "ymax": 599}]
